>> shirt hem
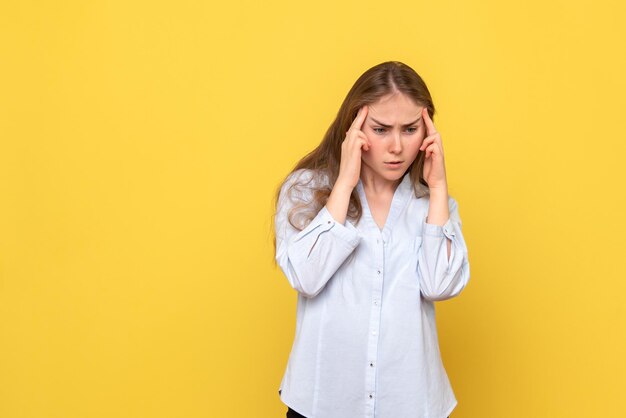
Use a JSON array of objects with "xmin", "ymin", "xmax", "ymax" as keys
[
  {"xmin": 441, "ymin": 398, "xmax": 458, "ymax": 418},
  {"xmin": 279, "ymin": 388, "xmax": 312, "ymax": 418},
  {"xmin": 279, "ymin": 386, "xmax": 458, "ymax": 418}
]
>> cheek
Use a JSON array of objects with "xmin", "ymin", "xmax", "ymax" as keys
[
  {"xmin": 363, "ymin": 140, "xmax": 384, "ymax": 157},
  {"xmin": 361, "ymin": 132, "xmax": 375, "ymax": 149},
  {"xmin": 415, "ymin": 133, "xmax": 426, "ymax": 148},
  {"xmin": 407, "ymin": 137, "xmax": 423, "ymax": 157}
]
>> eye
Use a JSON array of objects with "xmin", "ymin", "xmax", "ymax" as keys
[
  {"xmin": 373, "ymin": 127, "xmax": 386, "ymax": 135},
  {"xmin": 406, "ymin": 127, "xmax": 418, "ymax": 134}
]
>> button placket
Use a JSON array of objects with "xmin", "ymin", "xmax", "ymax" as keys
[{"xmin": 365, "ymin": 232, "xmax": 384, "ymax": 414}]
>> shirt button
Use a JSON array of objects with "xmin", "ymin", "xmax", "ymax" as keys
[
  {"xmin": 370, "ymin": 361, "xmax": 374, "ymax": 367},
  {"xmin": 377, "ymin": 270, "xmax": 381, "ymax": 275},
  {"xmin": 327, "ymin": 221, "xmax": 332, "ymax": 224},
  {"xmin": 369, "ymin": 393, "xmax": 374, "ymax": 399},
  {"xmin": 374, "ymin": 300, "xmax": 378, "ymax": 306}
]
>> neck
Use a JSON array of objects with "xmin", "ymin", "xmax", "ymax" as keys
[{"xmin": 360, "ymin": 168, "xmax": 404, "ymax": 196}]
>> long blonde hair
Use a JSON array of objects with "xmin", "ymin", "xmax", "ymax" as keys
[{"xmin": 272, "ymin": 61, "xmax": 436, "ymax": 260}]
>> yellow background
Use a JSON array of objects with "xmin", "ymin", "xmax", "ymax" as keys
[{"xmin": 1, "ymin": 1, "xmax": 625, "ymax": 417}]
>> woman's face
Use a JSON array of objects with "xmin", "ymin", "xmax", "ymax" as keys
[{"xmin": 360, "ymin": 92, "xmax": 426, "ymax": 183}]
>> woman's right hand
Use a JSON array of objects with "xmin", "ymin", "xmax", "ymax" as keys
[{"xmin": 337, "ymin": 105, "xmax": 370, "ymax": 190}]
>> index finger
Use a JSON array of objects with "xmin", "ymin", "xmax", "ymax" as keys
[
  {"xmin": 350, "ymin": 105, "xmax": 368, "ymax": 131},
  {"xmin": 422, "ymin": 107, "xmax": 436, "ymax": 136}
]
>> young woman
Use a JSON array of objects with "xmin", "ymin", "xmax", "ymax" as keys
[{"xmin": 273, "ymin": 61, "xmax": 470, "ymax": 418}]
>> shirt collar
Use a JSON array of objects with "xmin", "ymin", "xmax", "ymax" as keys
[
  {"xmin": 356, "ymin": 172, "xmax": 412, "ymax": 199},
  {"xmin": 356, "ymin": 172, "xmax": 413, "ymax": 236}
]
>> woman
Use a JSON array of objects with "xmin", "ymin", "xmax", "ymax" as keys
[{"xmin": 273, "ymin": 61, "xmax": 470, "ymax": 418}]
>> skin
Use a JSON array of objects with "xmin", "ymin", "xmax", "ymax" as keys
[{"xmin": 326, "ymin": 92, "xmax": 452, "ymax": 259}]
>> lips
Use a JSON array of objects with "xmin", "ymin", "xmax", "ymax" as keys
[{"xmin": 384, "ymin": 161, "xmax": 404, "ymax": 170}]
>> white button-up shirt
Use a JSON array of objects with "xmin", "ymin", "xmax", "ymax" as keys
[{"xmin": 275, "ymin": 168, "xmax": 470, "ymax": 418}]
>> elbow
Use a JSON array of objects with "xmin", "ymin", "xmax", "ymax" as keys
[
  {"xmin": 276, "ymin": 253, "xmax": 326, "ymax": 298},
  {"xmin": 288, "ymin": 270, "xmax": 327, "ymax": 299},
  {"xmin": 421, "ymin": 283, "xmax": 468, "ymax": 301},
  {"xmin": 419, "ymin": 260, "xmax": 470, "ymax": 302},
  {"xmin": 287, "ymin": 264, "xmax": 325, "ymax": 298},
  {"xmin": 298, "ymin": 284, "xmax": 325, "ymax": 299}
]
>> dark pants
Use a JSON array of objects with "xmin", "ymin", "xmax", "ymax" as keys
[
  {"xmin": 287, "ymin": 406, "xmax": 449, "ymax": 417},
  {"xmin": 286, "ymin": 407, "xmax": 307, "ymax": 418}
]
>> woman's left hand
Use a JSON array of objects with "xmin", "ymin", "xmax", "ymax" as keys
[{"xmin": 419, "ymin": 107, "xmax": 448, "ymax": 190}]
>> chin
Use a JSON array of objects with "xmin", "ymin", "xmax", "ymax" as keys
[{"xmin": 377, "ymin": 168, "xmax": 407, "ymax": 180}]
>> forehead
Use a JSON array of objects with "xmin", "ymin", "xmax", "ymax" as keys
[{"xmin": 367, "ymin": 93, "xmax": 423, "ymax": 123}]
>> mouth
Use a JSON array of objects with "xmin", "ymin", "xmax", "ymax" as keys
[{"xmin": 384, "ymin": 161, "xmax": 404, "ymax": 169}]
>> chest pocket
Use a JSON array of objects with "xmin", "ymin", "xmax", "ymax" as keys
[{"xmin": 389, "ymin": 236, "xmax": 424, "ymax": 297}]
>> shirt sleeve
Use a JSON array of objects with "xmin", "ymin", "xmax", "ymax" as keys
[
  {"xmin": 416, "ymin": 195, "xmax": 470, "ymax": 301},
  {"xmin": 275, "ymin": 170, "xmax": 362, "ymax": 298}
]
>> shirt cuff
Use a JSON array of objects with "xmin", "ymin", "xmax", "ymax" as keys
[
  {"xmin": 422, "ymin": 215, "xmax": 457, "ymax": 240},
  {"xmin": 318, "ymin": 205, "xmax": 360, "ymax": 247},
  {"xmin": 293, "ymin": 205, "xmax": 360, "ymax": 249}
]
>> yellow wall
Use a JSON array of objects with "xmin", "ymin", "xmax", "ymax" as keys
[{"xmin": 1, "ymin": 1, "xmax": 625, "ymax": 417}]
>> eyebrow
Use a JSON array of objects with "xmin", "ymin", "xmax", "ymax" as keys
[{"xmin": 369, "ymin": 117, "xmax": 422, "ymax": 128}]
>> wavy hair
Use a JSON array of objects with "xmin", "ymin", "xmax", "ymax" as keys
[{"xmin": 272, "ymin": 61, "xmax": 436, "ymax": 260}]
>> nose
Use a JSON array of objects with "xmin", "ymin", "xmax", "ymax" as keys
[{"xmin": 390, "ymin": 131, "xmax": 402, "ymax": 153}]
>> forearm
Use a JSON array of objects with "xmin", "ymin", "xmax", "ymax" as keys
[
  {"xmin": 325, "ymin": 180, "xmax": 353, "ymax": 224},
  {"xmin": 426, "ymin": 187, "xmax": 451, "ymax": 259},
  {"xmin": 417, "ymin": 193, "xmax": 470, "ymax": 301}
]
